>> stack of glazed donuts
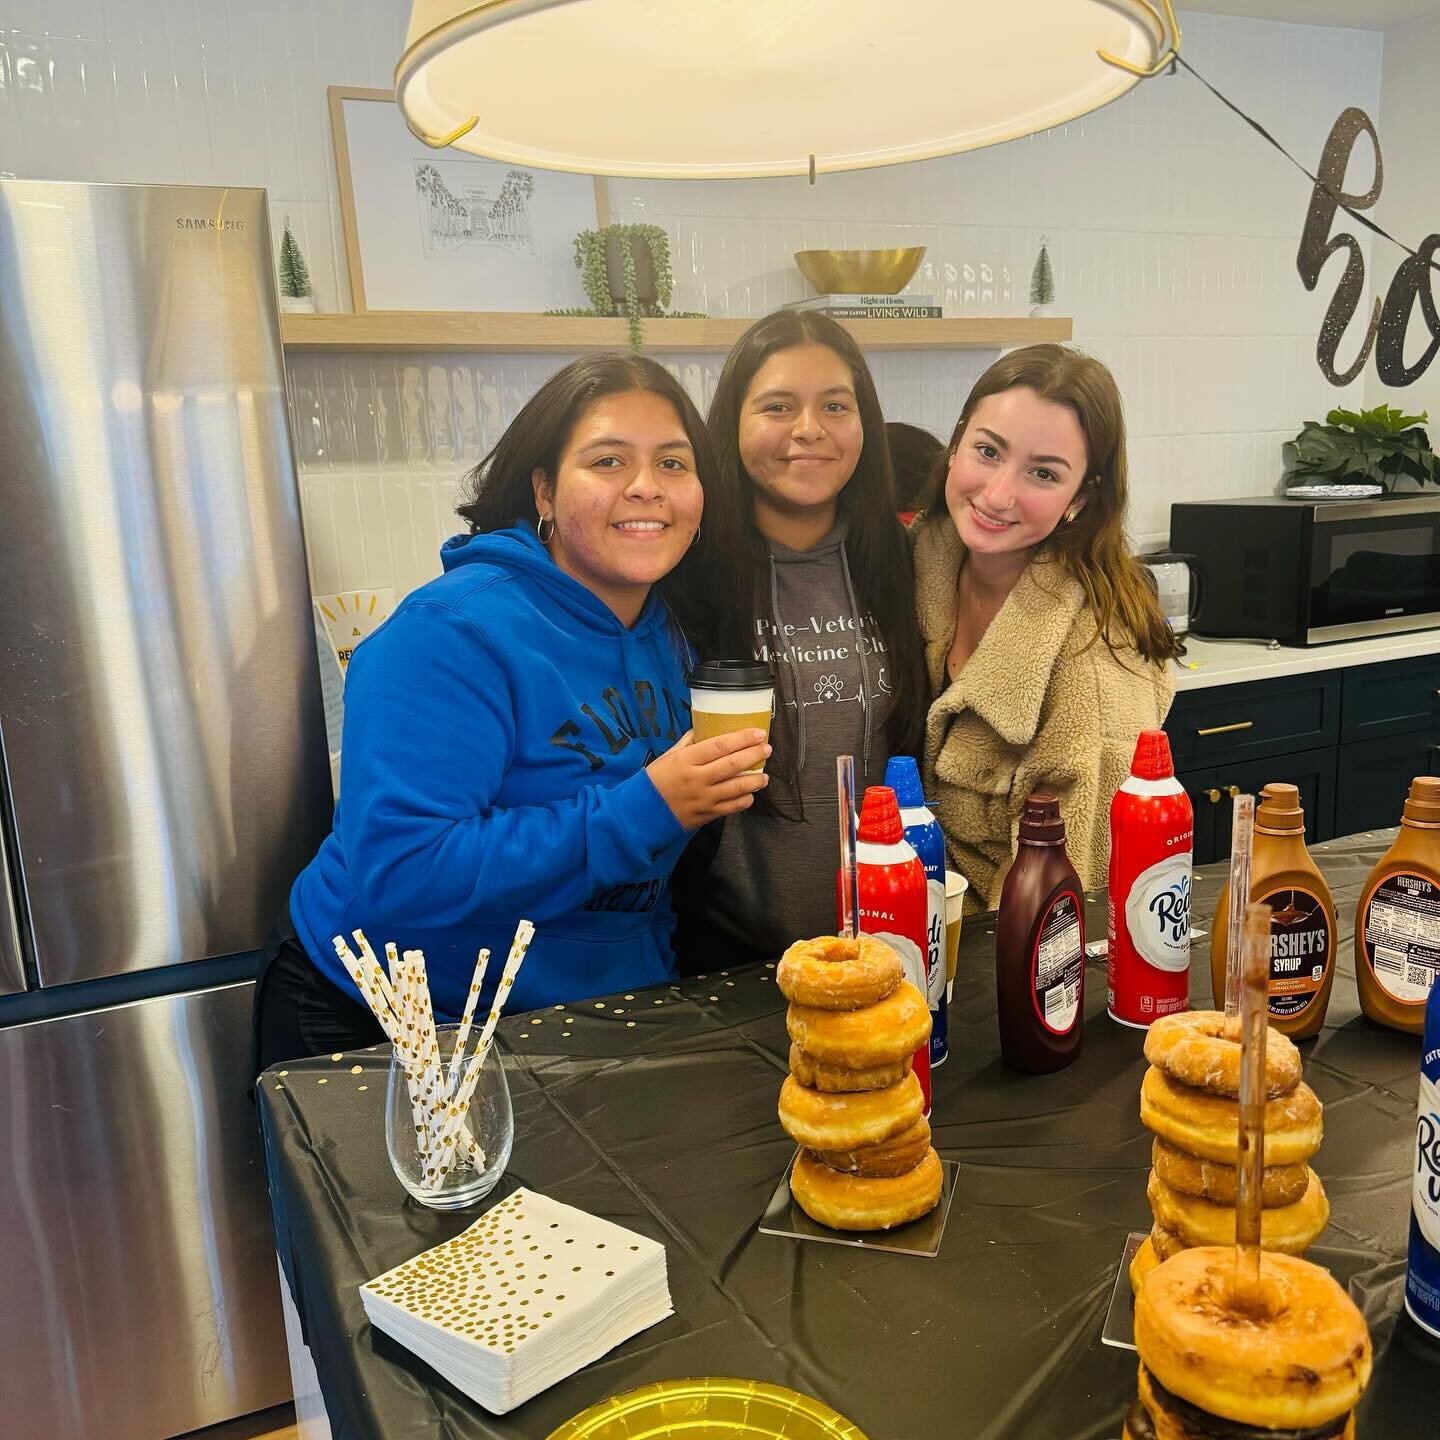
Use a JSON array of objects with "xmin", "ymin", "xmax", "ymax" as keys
[
  {"xmin": 776, "ymin": 935, "xmax": 942, "ymax": 1231},
  {"xmin": 1130, "ymin": 1010, "xmax": 1328, "ymax": 1291}
]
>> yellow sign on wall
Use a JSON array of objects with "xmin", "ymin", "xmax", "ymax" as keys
[{"xmin": 315, "ymin": 589, "xmax": 395, "ymax": 674}]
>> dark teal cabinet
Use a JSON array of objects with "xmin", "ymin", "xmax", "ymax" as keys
[{"xmin": 1167, "ymin": 654, "xmax": 1438, "ymax": 864}]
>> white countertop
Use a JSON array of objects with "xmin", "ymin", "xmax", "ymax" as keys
[{"xmin": 1170, "ymin": 628, "xmax": 1440, "ymax": 692}]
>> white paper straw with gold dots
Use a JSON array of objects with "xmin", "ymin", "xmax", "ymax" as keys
[
  {"xmin": 429, "ymin": 921, "xmax": 534, "ymax": 1173},
  {"xmin": 396, "ymin": 955, "xmax": 439, "ymax": 1163},
  {"xmin": 446, "ymin": 948, "xmax": 490, "ymax": 1090},
  {"xmin": 333, "ymin": 937, "xmax": 403, "ymax": 1045},
  {"xmin": 353, "ymin": 928, "xmax": 401, "ymax": 1020}
]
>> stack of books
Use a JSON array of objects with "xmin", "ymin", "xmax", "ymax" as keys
[
  {"xmin": 360, "ymin": 1188, "xmax": 672, "ymax": 1414},
  {"xmin": 787, "ymin": 293, "xmax": 941, "ymax": 319}
]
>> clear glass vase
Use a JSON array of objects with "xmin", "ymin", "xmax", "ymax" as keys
[{"xmin": 385, "ymin": 1023, "xmax": 514, "ymax": 1210}]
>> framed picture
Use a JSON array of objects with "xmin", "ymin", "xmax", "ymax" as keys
[{"xmin": 328, "ymin": 86, "xmax": 608, "ymax": 313}]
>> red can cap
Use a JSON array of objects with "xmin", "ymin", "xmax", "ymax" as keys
[
  {"xmin": 857, "ymin": 785, "xmax": 903, "ymax": 844},
  {"xmin": 1130, "ymin": 728, "xmax": 1175, "ymax": 781}
]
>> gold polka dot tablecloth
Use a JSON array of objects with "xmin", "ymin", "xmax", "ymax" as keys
[{"xmin": 360, "ymin": 1188, "xmax": 672, "ymax": 1415}]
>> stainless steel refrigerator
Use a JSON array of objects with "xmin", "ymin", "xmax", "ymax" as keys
[{"xmin": 0, "ymin": 181, "xmax": 332, "ymax": 1438}]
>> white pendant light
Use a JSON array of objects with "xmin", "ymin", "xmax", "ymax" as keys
[{"xmin": 396, "ymin": 0, "xmax": 1177, "ymax": 180}]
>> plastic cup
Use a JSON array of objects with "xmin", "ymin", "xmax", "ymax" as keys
[
  {"xmin": 944, "ymin": 870, "xmax": 968, "ymax": 1002},
  {"xmin": 688, "ymin": 659, "xmax": 773, "ymax": 772}
]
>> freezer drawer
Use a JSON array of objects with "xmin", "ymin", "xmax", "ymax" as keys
[{"xmin": 0, "ymin": 982, "xmax": 291, "ymax": 1439}]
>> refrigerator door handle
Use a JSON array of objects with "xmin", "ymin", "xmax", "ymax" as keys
[{"xmin": 0, "ymin": 798, "xmax": 27, "ymax": 995}]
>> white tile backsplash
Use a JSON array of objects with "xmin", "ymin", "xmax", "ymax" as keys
[{"xmin": 0, "ymin": 2, "xmax": 1398, "ymax": 588}]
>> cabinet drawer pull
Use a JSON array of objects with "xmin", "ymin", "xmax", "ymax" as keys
[
  {"xmin": 1204, "ymin": 788, "xmax": 1222, "ymax": 803},
  {"xmin": 1226, "ymin": 784, "xmax": 1241, "ymax": 797},
  {"xmin": 1196, "ymin": 720, "xmax": 1254, "ymax": 737}
]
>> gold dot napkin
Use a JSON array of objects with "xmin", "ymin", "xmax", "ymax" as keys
[{"xmin": 359, "ymin": 1188, "xmax": 672, "ymax": 1414}]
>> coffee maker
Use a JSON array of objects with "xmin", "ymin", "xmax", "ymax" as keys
[{"xmin": 1140, "ymin": 552, "xmax": 1196, "ymax": 637}]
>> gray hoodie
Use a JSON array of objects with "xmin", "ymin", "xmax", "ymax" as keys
[{"xmin": 699, "ymin": 519, "xmax": 895, "ymax": 956}]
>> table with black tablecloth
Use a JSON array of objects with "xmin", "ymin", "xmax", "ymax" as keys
[{"xmin": 258, "ymin": 831, "xmax": 1438, "ymax": 1439}]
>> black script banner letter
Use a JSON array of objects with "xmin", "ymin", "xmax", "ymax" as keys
[{"xmin": 1297, "ymin": 107, "xmax": 1383, "ymax": 386}]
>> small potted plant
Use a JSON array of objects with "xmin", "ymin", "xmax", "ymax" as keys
[
  {"xmin": 574, "ymin": 223, "xmax": 675, "ymax": 350},
  {"xmin": 278, "ymin": 216, "xmax": 315, "ymax": 314},
  {"xmin": 1284, "ymin": 405, "xmax": 1438, "ymax": 496}
]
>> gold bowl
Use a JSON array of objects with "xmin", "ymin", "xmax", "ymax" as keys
[{"xmin": 794, "ymin": 246, "xmax": 926, "ymax": 296}]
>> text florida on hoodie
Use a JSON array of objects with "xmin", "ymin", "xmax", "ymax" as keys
[{"xmin": 291, "ymin": 523, "xmax": 695, "ymax": 1019}]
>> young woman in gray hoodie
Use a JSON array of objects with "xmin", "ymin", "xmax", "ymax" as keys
[{"xmin": 671, "ymin": 311, "xmax": 928, "ymax": 968}]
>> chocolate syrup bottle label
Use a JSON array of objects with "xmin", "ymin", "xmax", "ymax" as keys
[
  {"xmin": 1362, "ymin": 873, "xmax": 1440, "ymax": 1006},
  {"xmin": 1032, "ymin": 890, "xmax": 1083, "ymax": 1035},
  {"xmin": 1123, "ymin": 853, "xmax": 1192, "ymax": 974},
  {"xmin": 1259, "ymin": 885, "xmax": 1332, "ymax": 1020}
]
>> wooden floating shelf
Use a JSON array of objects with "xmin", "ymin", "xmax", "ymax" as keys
[{"xmin": 280, "ymin": 312, "xmax": 1074, "ymax": 354}]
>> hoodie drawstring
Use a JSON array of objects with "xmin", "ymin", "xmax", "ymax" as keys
[{"xmin": 838, "ymin": 540, "xmax": 875, "ymax": 781}]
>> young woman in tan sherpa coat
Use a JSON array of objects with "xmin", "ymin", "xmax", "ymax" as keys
[{"xmin": 912, "ymin": 345, "xmax": 1180, "ymax": 911}]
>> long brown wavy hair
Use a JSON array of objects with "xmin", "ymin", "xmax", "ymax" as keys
[
  {"xmin": 695, "ymin": 311, "xmax": 927, "ymax": 761},
  {"xmin": 918, "ymin": 344, "xmax": 1180, "ymax": 666}
]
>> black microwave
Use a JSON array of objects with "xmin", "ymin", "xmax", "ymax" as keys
[{"xmin": 1170, "ymin": 494, "xmax": 1440, "ymax": 646}]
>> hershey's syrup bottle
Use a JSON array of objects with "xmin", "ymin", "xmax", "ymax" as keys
[
  {"xmin": 996, "ymin": 793, "xmax": 1085, "ymax": 1073},
  {"xmin": 1210, "ymin": 783, "xmax": 1337, "ymax": 1040},
  {"xmin": 1356, "ymin": 776, "xmax": 1440, "ymax": 1035}
]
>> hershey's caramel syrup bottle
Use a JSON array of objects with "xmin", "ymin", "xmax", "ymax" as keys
[
  {"xmin": 1356, "ymin": 776, "xmax": 1440, "ymax": 1035},
  {"xmin": 1210, "ymin": 783, "xmax": 1337, "ymax": 1040}
]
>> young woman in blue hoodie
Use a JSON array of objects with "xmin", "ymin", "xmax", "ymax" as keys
[
  {"xmin": 254, "ymin": 354, "xmax": 768, "ymax": 1071},
  {"xmin": 670, "ymin": 311, "xmax": 928, "ymax": 968}
]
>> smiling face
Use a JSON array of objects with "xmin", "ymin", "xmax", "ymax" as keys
[
  {"xmin": 532, "ymin": 389, "xmax": 703, "ymax": 626},
  {"xmin": 738, "ymin": 343, "xmax": 863, "ymax": 538},
  {"xmin": 944, "ymin": 386, "xmax": 1089, "ymax": 562}
]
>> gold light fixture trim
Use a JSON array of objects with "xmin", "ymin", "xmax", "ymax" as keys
[{"xmin": 396, "ymin": 0, "xmax": 1172, "ymax": 180}]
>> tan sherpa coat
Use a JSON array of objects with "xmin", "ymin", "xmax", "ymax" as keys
[{"xmin": 913, "ymin": 517, "xmax": 1174, "ymax": 912}]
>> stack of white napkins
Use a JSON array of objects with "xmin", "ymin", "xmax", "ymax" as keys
[{"xmin": 360, "ymin": 1188, "xmax": 672, "ymax": 1414}]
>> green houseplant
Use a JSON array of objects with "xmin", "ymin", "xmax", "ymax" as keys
[
  {"xmin": 1285, "ymin": 405, "xmax": 1439, "ymax": 492},
  {"xmin": 548, "ymin": 222, "xmax": 699, "ymax": 350}
]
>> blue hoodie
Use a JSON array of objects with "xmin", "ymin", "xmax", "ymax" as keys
[{"xmin": 291, "ymin": 524, "xmax": 694, "ymax": 1021}]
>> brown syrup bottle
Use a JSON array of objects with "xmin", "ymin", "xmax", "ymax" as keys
[
  {"xmin": 1355, "ymin": 776, "xmax": 1440, "ymax": 1035},
  {"xmin": 1209, "ymin": 783, "xmax": 1337, "ymax": 1040},
  {"xmin": 996, "ymin": 793, "xmax": 1085, "ymax": 1073}
]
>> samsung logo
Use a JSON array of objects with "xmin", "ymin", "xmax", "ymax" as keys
[{"xmin": 176, "ymin": 217, "xmax": 244, "ymax": 231}]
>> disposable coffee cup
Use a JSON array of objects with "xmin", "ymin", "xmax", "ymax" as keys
[
  {"xmin": 688, "ymin": 659, "xmax": 773, "ymax": 772},
  {"xmin": 944, "ymin": 869, "xmax": 968, "ymax": 1002}
]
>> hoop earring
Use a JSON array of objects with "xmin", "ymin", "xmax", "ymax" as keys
[
  {"xmin": 688, "ymin": 523, "xmax": 701, "ymax": 550},
  {"xmin": 536, "ymin": 513, "xmax": 555, "ymax": 545}
]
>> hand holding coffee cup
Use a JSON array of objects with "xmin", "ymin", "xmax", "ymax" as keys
[
  {"xmin": 647, "ymin": 728, "xmax": 770, "ymax": 829},
  {"xmin": 687, "ymin": 660, "xmax": 774, "ymax": 773}
]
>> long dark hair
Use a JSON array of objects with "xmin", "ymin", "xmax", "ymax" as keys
[
  {"xmin": 916, "ymin": 344, "xmax": 1180, "ymax": 666},
  {"xmin": 887, "ymin": 421, "xmax": 944, "ymax": 513},
  {"xmin": 692, "ymin": 310, "xmax": 927, "ymax": 771},
  {"xmin": 455, "ymin": 352, "xmax": 736, "ymax": 637}
]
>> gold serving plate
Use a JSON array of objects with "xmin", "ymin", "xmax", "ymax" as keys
[
  {"xmin": 546, "ymin": 1378, "xmax": 869, "ymax": 1439},
  {"xmin": 794, "ymin": 246, "xmax": 925, "ymax": 296}
]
